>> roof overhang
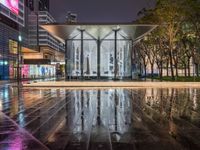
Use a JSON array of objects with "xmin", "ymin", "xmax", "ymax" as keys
[{"xmin": 41, "ymin": 23, "xmax": 157, "ymax": 42}]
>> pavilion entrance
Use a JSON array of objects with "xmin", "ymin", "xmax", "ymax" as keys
[
  {"xmin": 41, "ymin": 23, "xmax": 157, "ymax": 80},
  {"xmin": 66, "ymin": 30, "xmax": 132, "ymax": 80}
]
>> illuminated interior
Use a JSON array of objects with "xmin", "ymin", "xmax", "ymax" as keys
[
  {"xmin": 41, "ymin": 24, "xmax": 157, "ymax": 80},
  {"xmin": 66, "ymin": 30, "xmax": 132, "ymax": 79}
]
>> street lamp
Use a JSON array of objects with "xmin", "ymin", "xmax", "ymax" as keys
[{"xmin": 17, "ymin": 35, "xmax": 22, "ymax": 85}]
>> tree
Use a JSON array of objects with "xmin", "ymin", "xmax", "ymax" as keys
[
  {"xmin": 135, "ymin": 42, "xmax": 149, "ymax": 78},
  {"xmin": 137, "ymin": 0, "xmax": 200, "ymax": 79}
]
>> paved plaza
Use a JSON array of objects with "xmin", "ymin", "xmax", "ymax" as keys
[{"xmin": 1, "ymin": 82, "xmax": 200, "ymax": 149}]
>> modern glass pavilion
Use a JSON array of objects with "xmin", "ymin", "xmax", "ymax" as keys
[{"xmin": 41, "ymin": 23, "xmax": 156, "ymax": 80}]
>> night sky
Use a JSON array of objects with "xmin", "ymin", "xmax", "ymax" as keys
[{"xmin": 49, "ymin": 0, "xmax": 155, "ymax": 23}]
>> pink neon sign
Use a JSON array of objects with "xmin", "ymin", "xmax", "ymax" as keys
[{"xmin": 0, "ymin": 0, "xmax": 19, "ymax": 15}]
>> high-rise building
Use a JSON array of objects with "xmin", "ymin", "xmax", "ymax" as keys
[
  {"xmin": 39, "ymin": 0, "xmax": 49, "ymax": 11},
  {"xmin": 66, "ymin": 11, "xmax": 77, "ymax": 23},
  {"xmin": 37, "ymin": 11, "xmax": 65, "ymax": 62},
  {"xmin": 0, "ymin": 0, "xmax": 65, "ymax": 80},
  {"xmin": 23, "ymin": 0, "xmax": 65, "ymax": 77},
  {"xmin": 0, "ymin": 0, "xmax": 40, "ymax": 79},
  {"xmin": 26, "ymin": 0, "xmax": 49, "ymax": 12},
  {"xmin": 0, "ymin": 0, "xmax": 25, "ymax": 26}
]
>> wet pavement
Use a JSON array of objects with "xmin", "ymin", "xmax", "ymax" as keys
[
  {"xmin": 0, "ymin": 111, "xmax": 48, "ymax": 150},
  {"xmin": 0, "ymin": 85, "xmax": 200, "ymax": 150}
]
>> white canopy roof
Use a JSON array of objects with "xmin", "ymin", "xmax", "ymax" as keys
[{"xmin": 41, "ymin": 23, "xmax": 157, "ymax": 42}]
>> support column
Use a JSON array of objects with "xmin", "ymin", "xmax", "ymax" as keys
[
  {"xmin": 114, "ymin": 30, "xmax": 118, "ymax": 80},
  {"xmin": 97, "ymin": 39, "xmax": 101, "ymax": 79},
  {"xmin": 131, "ymin": 40, "xmax": 134, "ymax": 79},
  {"xmin": 80, "ymin": 30, "xmax": 84, "ymax": 79},
  {"xmin": 65, "ymin": 39, "xmax": 68, "ymax": 80}
]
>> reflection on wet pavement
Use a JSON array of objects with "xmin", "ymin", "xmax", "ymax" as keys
[
  {"xmin": 0, "ymin": 111, "xmax": 48, "ymax": 150},
  {"xmin": 1, "ymin": 86, "xmax": 200, "ymax": 150}
]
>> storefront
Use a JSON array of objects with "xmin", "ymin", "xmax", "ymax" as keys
[{"xmin": 21, "ymin": 64, "xmax": 56, "ymax": 79}]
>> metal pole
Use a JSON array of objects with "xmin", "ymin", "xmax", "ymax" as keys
[
  {"xmin": 65, "ymin": 39, "xmax": 68, "ymax": 80},
  {"xmin": 114, "ymin": 30, "xmax": 118, "ymax": 80},
  {"xmin": 131, "ymin": 40, "xmax": 134, "ymax": 80},
  {"xmin": 97, "ymin": 38, "xmax": 101, "ymax": 79},
  {"xmin": 17, "ymin": 41, "xmax": 21, "ymax": 86},
  {"xmin": 80, "ymin": 30, "xmax": 84, "ymax": 79}
]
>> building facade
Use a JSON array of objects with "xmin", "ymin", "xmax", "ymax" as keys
[
  {"xmin": 0, "ymin": 0, "xmax": 25, "ymax": 79},
  {"xmin": 0, "ymin": 0, "xmax": 25, "ymax": 26},
  {"xmin": 0, "ymin": 0, "xmax": 64, "ymax": 80}
]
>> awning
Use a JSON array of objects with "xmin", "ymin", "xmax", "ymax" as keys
[{"xmin": 41, "ymin": 23, "xmax": 157, "ymax": 42}]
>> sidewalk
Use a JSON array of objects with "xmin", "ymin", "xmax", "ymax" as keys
[
  {"xmin": 0, "ymin": 77, "xmax": 58, "ymax": 86},
  {"xmin": 22, "ymin": 81, "xmax": 200, "ymax": 88}
]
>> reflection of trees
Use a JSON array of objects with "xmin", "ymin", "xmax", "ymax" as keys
[
  {"xmin": 179, "ymin": 89, "xmax": 191, "ymax": 118},
  {"xmin": 167, "ymin": 89, "xmax": 177, "ymax": 137},
  {"xmin": 143, "ymin": 87, "xmax": 200, "ymax": 139}
]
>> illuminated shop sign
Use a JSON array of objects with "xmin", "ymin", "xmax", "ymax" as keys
[
  {"xmin": 0, "ymin": 0, "xmax": 19, "ymax": 15},
  {"xmin": 9, "ymin": 39, "xmax": 18, "ymax": 54}
]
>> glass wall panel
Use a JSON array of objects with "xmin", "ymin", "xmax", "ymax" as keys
[
  {"xmin": 67, "ymin": 40, "xmax": 81, "ymax": 77},
  {"xmin": 116, "ymin": 40, "xmax": 132, "ymax": 78},
  {"xmin": 100, "ymin": 40, "xmax": 115, "ymax": 78},
  {"xmin": 66, "ymin": 31, "xmax": 132, "ymax": 79},
  {"xmin": 83, "ymin": 40, "xmax": 97, "ymax": 77}
]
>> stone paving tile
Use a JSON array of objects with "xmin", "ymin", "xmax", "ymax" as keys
[{"xmin": 1, "ymin": 86, "xmax": 200, "ymax": 150}]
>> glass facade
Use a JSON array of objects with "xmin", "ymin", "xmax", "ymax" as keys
[
  {"xmin": 0, "ymin": 22, "xmax": 18, "ymax": 80},
  {"xmin": 66, "ymin": 30, "xmax": 132, "ymax": 79}
]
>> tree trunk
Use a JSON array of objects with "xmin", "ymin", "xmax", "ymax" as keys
[
  {"xmin": 151, "ymin": 63, "xmax": 154, "ymax": 78},
  {"xmin": 139, "ymin": 63, "xmax": 142, "ymax": 76},
  {"xmin": 160, "ymin": 63, "xmax": 163, "ymax": 80},
  {"xmin": 188, "ymin": 58, "xmax": 190, "ymax": 77},
  {"xmin": 184, "ymin": 64, "xmax": 187, "ymax": 77},
  {"xmin": 195, "ymin": 63, "xmax": 199, "ymax": 77},
  {"xmin": 175, "ymin": 64, "xmax": 178, "ymax": 77},
  {"xmin": 144, "ymin": 65, "xmax": 147, "ymax": 79},
  {"xmin": 166, "ymin": 60, "xmax": 169, "ymax": 77},
  {"xmin": 169, "ymin": 50, "xmax": 175, "ymax": 80}
]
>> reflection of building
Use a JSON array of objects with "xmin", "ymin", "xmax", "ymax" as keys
[
  {"xmin": 67, "ymin": 89, "xmax": 132, "ymax": 137},
  {"xmin": 42, "ymin": 23, "xmax": 156, "ymax": 80}
]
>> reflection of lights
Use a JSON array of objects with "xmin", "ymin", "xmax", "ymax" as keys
[
  {"xmin": 9, "ymin": 134, "xmax": 23, "ymax": 150},
  {"xmin": 4, "ymin": 90, "xmax": 9, "ymax": 99},
  {"xmin": 18, "ymin": 113, "xmax": 25, "ymax": 127},
  {"xmin": 0, "ymin": 101, "xmax": 2, "ymax": 111},
  {"xmin": 193, "ymin": 89, "xmax": 197, "ymax": 110},
  {"xmin": 111, "ymin": 132, "xmax": 121, "ymax": 142}
]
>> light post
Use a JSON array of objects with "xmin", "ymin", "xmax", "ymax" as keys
[{"xmin": 17, "ymin": 35, "xmax": 22, "ymax": 86}]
